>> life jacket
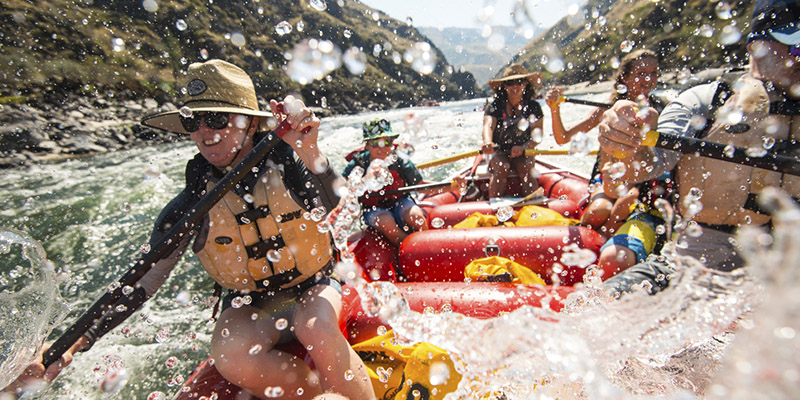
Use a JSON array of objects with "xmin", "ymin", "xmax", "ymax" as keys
[
  {"xmin": 675, "ymin": 74, "xmax": 800, "ymax": 226},
  {"xmin": 193, "ymin": 167, "xmax": 334, "ymax": 292},
  {"xmin": 346, "ymin": 149, "xmax": 410, "ymax": 208}
]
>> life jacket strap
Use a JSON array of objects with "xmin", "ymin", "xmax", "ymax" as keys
[
  {"xmin": 246, "ymin": 235, "xmax": 286, "ymax": 259},
  {"xmin": 236, "ymin": 205, "xmax": 271, "ymax": 225}
]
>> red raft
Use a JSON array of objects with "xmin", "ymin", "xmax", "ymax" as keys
[
  {"xmin": 174, "ymin": 159, "xmax": 602, "ymax": 399},
  {"xmin": 173, "ymin": 282, "xmax": 573, "ymax": 400}
]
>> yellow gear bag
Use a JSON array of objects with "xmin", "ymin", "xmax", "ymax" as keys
[
  {"xmin": 464, "ymin": 256, "xmax": 546, "ymax": 285},
  {"xmin": 513, "ymin": 205, "xmax": 578, "ymax": 227},
  {"xmin": 351, "ymin": 330, "xmax": 461, "ymax": 400}
]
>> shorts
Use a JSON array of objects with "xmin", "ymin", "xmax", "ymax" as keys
[
  {"xmin": 220, "ymin": 274, "xmax": 343, "ymax": 344},
  {"xmin": 363, "ymin": 195, "xmax": 418, "ymax": 231},
  {"xmin": 601, "ymin": 205, "xmax": 667, "ymax": 263}
]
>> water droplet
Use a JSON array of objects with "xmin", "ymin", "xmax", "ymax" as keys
[
  {"xmin": 266, "ymin": 249, "xmax": 281, "ymax": 262},
  {"xmin": 715, "ymin": 2, "xmax": 733, "ymax": 19},
  {"xmin": 140, "ymin": 243, "xmax": 151, "ymax": 254},
  {"xmin": 343, "ymin": 47, "xmax": 367, "ymax": 75},
  {"xmin": 607, "ymin": 162, "xmax": 627, "ymax": 179},
  {"xmin": 165, "ymin": 356, "xmax": 178, "ymax": 368},
  {"xmin": 377, "ymin": 325, "xmax": 388, "ymax": 336},
  {"xmin": 100, "ymin": 368, "xmax": 129, "ymax": 393},
  {"xmin": 155, "ymin": 328, "xmax": 170, "ymax": 343},
  {"xmin": 221, "ymin": 328, "xmax": 230, "ymax": 338},
  {"xmin": 249, "ymin": 344, "xmax": 263, "ymax": 355},
  {"xmin": 698, "ymin": 24, "xmax": 714, "ymax": 38},
  {"xmin": 309, "ymin": 0, "xmax": 327, "ymax": 11},
  {"xmin": 720, "ymin": 24, "xmax": 741, "ymax": 45},
  {"xmin": 746, "ymin": 146, "xmax": 768, "ymax": 157},
  {"xmin": 431, "ymin": 217, "xmax": 445, "ymax": 228},
  {"xmin": 496, "ymin": 206, "xmax": 514, "ymax": 222},
  {"xmin": 175, "ymin": 19, "xmax": 187, "ymax": 31},
  {"xmin": 686, "ymin": 223, "xmax": 703, "ymax": 237},
  {"xmin": 143, "ymin": 0, "xmax": 158, "ymax": 13},
  {"xmin": 230, "ymin": 32, "xmax": 245, "ymax": 47},
  {"xmin": 570, "ymin": 131, "xmax": 591, "ymax": 156},
  {"xmin": 147, "ymin": 392, "xmax": 167, "ymax": 400},
  {"xmin": 231, "ymin": 296, "xmax": 244, "ymax": 309},
  {"xmin": 296, "ymin": 20, "xmax": 305, "ymax": 32},
  {"xmin": 344, "ymin": 369, "xmax": 355, "ymax": 381},
  {"xmin": 275, "ymin": 21, "xmax": 292, "ymax": 35},
  {"xmin": 179, "ymin": 106, "xmax": 193, "ymax": 118},
  {"xmin": 112, "ymin": 37, "xmax": 125, "ymax": 52},
  {"xmin": 403, "ymin": 42, "xmax": 437, "ymax": 75},
  {"xmin": 724, "ymin": 144, "xmax": 735, "ymax": 158},
  {"xmin": 429, "ymin": 362, "xmax": 450, "ymax": 385},
  {"xmin": 287, "ymin": 39, "xmax": 342, "ymax": 84},
  {"xmin": 763, "ymin": 136, "xmax": 776, "ymax": 150},
  {"xmin": 264, "ymin": 386, "xmax": 285, "ymax": 398},
  {"xmin": 343, "ymin": 29, "xmax": 352, "ymax": 38},
  {"xmin": 517, "ymin": 118, "xmax": 530, "ymax": 131},
  {"xmin": 615, "ymin": 83, "xmax": 628, "ymax": 95},
  {"xmin": 619, "ymin": 40, "xmax": 634, "ymax": 53},
  {"xmin": 274, "ymin": 318, "xmax": 289, "ymax": 331}
]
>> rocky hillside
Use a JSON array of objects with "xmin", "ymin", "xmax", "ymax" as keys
[
  {"xmin": 0, "ymin": 0, "xmax": 481, "ymax": 167},
  {"xmin": 419, "ymin": 26, "xmax": 537, "ymax": 89},
  {"xmin": 0, "ymin": 0, "xmax": 478, "ymax": 112},
  {"xmin": 507, "ymin": 0, "xmax": 755, "ymax": 86}
]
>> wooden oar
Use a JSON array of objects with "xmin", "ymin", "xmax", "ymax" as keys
[
  {"xmin": 417, "ymin": 148, "xmax": 599, "ymax": 169},
  {"xmin": 41, "ymin": 121, "xmax": 296, "ymax": 368},
  {"xmin": 639, "ymin": 130, "xmax": 800, "ymax": 177}
]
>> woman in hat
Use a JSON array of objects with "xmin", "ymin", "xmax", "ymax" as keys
[
  {"xmin": 343, "ymin": 118, "xmax": 436, "ymax": 247},
  {"xmin": 482, "ymin": 64, "xmax": 545, "ymax": 199},
  {"xmin": 6, "ymin": 59, "xmax": 376, "ymax": 400},
  {"xmin": 545, "ymin": 49, "xmax": 665, "ymax": 237}
]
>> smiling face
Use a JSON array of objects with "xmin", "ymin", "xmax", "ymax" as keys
[
  {"xmin": 366, "ymin": 137, "xmax": 394, "ymax": 160},
  {"xmin": 504, "ymin": 79, "xmax": 526, "ymax": 105},
  {"xmin": 189, "ymin": 113, "xmax": 255, "ymax": 168},
  {"xmin": 621, "ymin": 57, "xmax": 659, "ymax": 100}
]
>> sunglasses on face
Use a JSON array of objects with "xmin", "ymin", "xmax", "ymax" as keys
[
  {"xmin": 504, "ymin": 79, "xmax": 526, "ymax": 87},
  {"xmin": 368, "ymin": 138, "xmax": 393, "ymax": 147},
  {"xmin": 180, "ymin": 112, "xmax": 229, "ymax": 133}
]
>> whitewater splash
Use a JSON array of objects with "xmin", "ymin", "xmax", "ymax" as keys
[
  {"xmin": 0, "ymin": 229, "xmax": 69, "ymax": 389},
  {"xmin": 336, "ymin": 180, "xmax": 798, "ymax": 399}
]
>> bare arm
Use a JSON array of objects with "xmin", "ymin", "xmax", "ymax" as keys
[
  {"xmin": 481, "ymin": 114, "xmax": 497, "ymax": 154},
  {"xmin": 546, "ymin": 88, "xmax": 604, "ymax": 145}
]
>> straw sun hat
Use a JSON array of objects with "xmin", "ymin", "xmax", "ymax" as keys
[
  {"xmin": 142, "ymin": 59, "xmax": 273, "ymax": 134},
  {"xmin": 487, "ymin": 64, "xmax": 543, "ymax": 93}
]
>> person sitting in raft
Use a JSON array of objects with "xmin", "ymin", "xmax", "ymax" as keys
[
  {"xmin": 597, "ymin": 0, "xmax": 800, "ymax": 295},
  {"xmin": 481, "ymin": 64, "xmax": 544, "ymax": 199},
  {"xmin": 343, "ymin": 118, "xmax": 441, "ymax": 247},
  {"xmin": 545, "ymin": 49, "xmax": 666, "ymax": 237},
  {"xmin": 4, "ymin": 59, "xmax": 376, "ymax": 400}
]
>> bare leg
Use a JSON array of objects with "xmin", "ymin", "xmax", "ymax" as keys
[
  {"xmin": 211, "ymin": 306, "xmax": 322, "ymax": 399},
  {"xmin": 598, "ymin": 244, "xmax": 638, "ymax": 278},
  {"xmin": 373, "ymin": 211, "xmax": 407, "ymax": 247},
  {"xmin": 580, "ymin": 193, "xmax": 613, "ymax": 234},
  {"xmin": 599, "ymin": 188, "xmax": 638, "ymax": 237},
  {"xmin": 403, "ymin": 205, "xmax": 427, "ymax": 233},
  {"xmin": 511, "ymin": 156, "xmax": 539, "ymax": 195},
  {"xmin": 294, "ymin": 285, "xmax": 376, "ymax": 400},
  {"xmin": 488, "ymin": 154, "xmax": 511, "ymax": 199}
]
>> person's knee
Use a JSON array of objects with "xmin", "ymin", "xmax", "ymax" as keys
[
  {"xmin": 404, "ymin": 206, "xmax": 426, "ymax": 231},
  {"xmin": 599, "ymin": 245, "xmax": 637, "ymax": 276}
]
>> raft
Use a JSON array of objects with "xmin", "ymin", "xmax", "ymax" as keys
[
  {"xmin": 173, "ymin": 282, "xmax": 573, "ymax": 400},
  {"xmin": 173, "ymin": 157, "xmax": 601, "ymax": 399}
]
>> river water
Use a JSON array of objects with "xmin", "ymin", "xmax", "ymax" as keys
[{"xmin": 0, "ymin": 98, "xmax": 797, "ymax": 399}]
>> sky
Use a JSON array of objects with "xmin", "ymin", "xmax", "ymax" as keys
[{"xmin": 359, "ymin": 0, "xmax": 585, "ymax": 29}]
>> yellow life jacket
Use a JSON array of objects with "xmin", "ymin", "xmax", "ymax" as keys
[{"xmin": 194, "ymin": 168, "xmax": 333, "ymax": 292}]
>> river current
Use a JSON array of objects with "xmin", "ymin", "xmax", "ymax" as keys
[{"xmin": 0, "ymin": 97, "xmax": 797, "ymax": 399}]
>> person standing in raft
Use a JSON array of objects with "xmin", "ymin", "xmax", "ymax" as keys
[
  {"xmin": 343, "ymin": 118, "xmax": 438, "ymax": 247},
  {"xmin": 4, "ymin": 60, "xmax": 376, "ymax": 400},
  {"xmin": 545, "ymin": 49, "xmax": 665, "ymax": 237},
  {"xmin": 597, "ymin": 0, "xmax": 800, "ymax": 295},
  {"xmin": 481, "ymin": 64, "xmax": 544, "ymax": 199}
]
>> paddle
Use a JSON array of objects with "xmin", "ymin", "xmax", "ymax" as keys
[
  {"xmin": 489, "ymin": 188, "xmax": 548, "ymax": 210},
  {"xmin": 639, "ymin": 130, "xmax": 800, "ymax": 177},
  {"xmin": 417, "ymin": 148, "xmax": 599, "ymax": 169},
  {"xmin": 561, "ymin": 97, "xmax": 614, "ymax": 109},
  {"xmin": 41, "ymin": 120, "xmax": 295, "ymax": 368}
]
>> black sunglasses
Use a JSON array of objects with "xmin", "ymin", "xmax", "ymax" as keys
[
  {"xmin": 504, "ymin": 79, "xmax": 526, "ymax": 87},
  {"xmin": 179, "ymin": 112, "xmax": 229, "ymax": 132}
]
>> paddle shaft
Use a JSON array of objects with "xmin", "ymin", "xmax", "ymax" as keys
[
  {"xmin": 647, "ymin": 131, "xmax": 800, "ymax": 177},
  {"xmin": 562, "ymin": 97, "xmax": 613, "ymax": 109},
  {"xmin": 417, "ymin": 148, "xmax": 598, "ymax": 169},
  {"xmin": 42, "ymin": 122, "xmax": 293, "ymax": 368}
]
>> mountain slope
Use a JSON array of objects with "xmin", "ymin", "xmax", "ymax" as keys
[
  {"xmin": 0, "ymin": 0, "xmax": 479, "ymax": 114},
  {"xmin": 506, "ymin": 0, "xmax": 755, "ymax": 85}
]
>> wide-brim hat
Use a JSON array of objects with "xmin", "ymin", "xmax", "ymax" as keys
[
  {"xmin": 141, "ymin": 59, "xmax": 273, "ymax": 134},
  {"xmin": 488, "ymin": 64, "xmax": 543, "ymax": 93},
  {"xmin": 748, "ymin": 0, "xmax": 800, "ymax": 44},
  {"xmin": 362, "ymin": 118, "xmax": 399, "ymax": 141}
]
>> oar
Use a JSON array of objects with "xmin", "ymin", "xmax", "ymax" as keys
[
  {"xmin": 41, "ymin": 120, "xmax": 295, "ymax": 368},
  {"xmin": 639, "ymin": 130, "xmax": 800, "ymax": 177},
  {"xmin": 561, "ymin": 97, "xmax": 613, "ymax": 109},
  {"xmin": 417, "ymin": 148, "xmax": 599, "ymax": 170},
  {"xmin": 489, "ymin": 188, "xmax": 548, "ymax": 211},
  {"xmin": 381, "ymin": 180, "xmax": 461, "ymax": 196}
]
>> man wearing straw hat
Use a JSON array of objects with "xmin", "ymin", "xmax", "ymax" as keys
[
  {"xmin": 482, "ymin": 64, "xmax": 545, "ymax": 198},
  {"xmin": 5, "ymin": 59, "xmax": 376, "ymax": 400}
]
